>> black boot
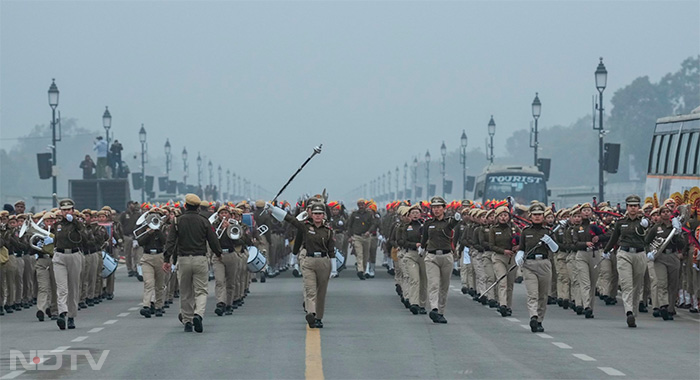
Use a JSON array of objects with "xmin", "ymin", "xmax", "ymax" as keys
[
  {"xmin": 314, "ymin": 319, "xmax": 324, "ymax": 328},
  {"xmin": 536, "ymin": 322, "xmax": 544, "ymax": 333},
  {"xmin": 652, "ymin": 308, "xmax": 660, "ymax": 318},
  {"xmin": 562, "ymin": 299, "xmax": 570, "ymax": 310},
  {"xmin": 626, "ymin": 311, "xmax": 636, "ymax": 328},
  {"xmin": 529, "ymin": 316, "xmax": 538, "ymax": 333},
  {"xmin": 184, "ymin": 322, "xmax": 193, "ymax": 332},
  {"xmin": 429, "ymin": 309, "xmax": 440, "ymax": 323},
  {"xmin": 36, "ymin": 310, "xmax": 45, "ymax": 322},
  {"xmin": 140, "ymin": 307, "xmax": 152, "ymax": 318},
  {"xmin": 499, "ymin": 305, "xmax": 509, "ymax": 317},
  {"xmin": 461, "ymin": 286, "xmax": 468, "ymax": 294},
  {"xmin": 638, "ymin": 302, "xmax": 648, "ymax": 313},
  {"xmin": 193, "ymin": 314, "xmax": 203, "ymax": 333},
  {"xmin": 357, "ymin": 271, "xmax": 365, "ymax": 280},
  {"xmin": 57, "ymin": 312, "xmax": 67, "ymax": 330},
  {"xmin": 306, "ymin": 313, "xmax": 316, "ymax": 328},
  {"xmin": 155, "ymin": 309, "xmax": 163, "ymax": 317},
  {"xmin": 584, "ymin": 307, "xmax": 594, "ymax": 319},
  {"xmin": 215, "ymin": 302, "xmax": 226, "ymax": 316},
  {"xmin": 410, "ymin": 304, "xmax": 419, "ymax": 315},
  {"xmin": 225, "ymin": 306, "xmax": 233, "ymax": 315},
  {"xmin": 67, "ymin": 317, "xmax": 75, "ymax": 329}
]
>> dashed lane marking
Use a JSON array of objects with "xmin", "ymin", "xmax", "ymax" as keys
[
  {"xmin": 51, "ymin": 346, "xmax": 70, "ymax": 353},
  {"xmin": 598, "ymin": 367, "xmax": 626, "ymax": 376},
  {"xmin": 519, "ymin": 324, "xmax": 530, "ymax": 330},
  {"xmin": 573, "ymin": 353, "xmax": 596, "ymax": 361},
  {"xmin": 128, "ymin": 307, "xmax": 140, "ymax": 311},
  {"xmin": 0, "ymin": 371, "xmax": 25, "ymax": 379},
  {"xmin": 104, "ymin": 320, "xmax": 118, "ymax": 325},
  {"xmin": 551, "ymin": 342, "xmax": 572, "ymax": 349},
  {"xmin": 505, "ymin": 317, "xmax": 519, "ymax": 322},
  {"xmin": 117, "ymin": 313, "xmax": 130, "ymax": 317},
  {"xmin": 71, "ymin": 336, "xmax": 88, "ymax": 342},
  {"xmin": 88, "ymin": 327, "xmax": 104, "ymax": 333},
  {"xmin": 536, "ymin": 333, "xmax": 553, "ymax": 339}
]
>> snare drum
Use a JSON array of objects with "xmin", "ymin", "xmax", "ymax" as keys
[
  {"xmin": 101, "ymin": 251, "xmax": 118, "ymax": 278},
  {"xmin": 335, "ymin": 248, "xmax": 345, "ymax": 272},
  {"xmin": 246, "ymin": 246, "xmax": 267, "ymax": 273}
]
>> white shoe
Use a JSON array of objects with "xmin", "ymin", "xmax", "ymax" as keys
[{"xmin": 330, "ymin": 271, "xmax": 338, "ymax": 278}]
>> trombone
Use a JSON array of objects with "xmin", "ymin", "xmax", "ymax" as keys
[{"xmin": 133, "ymin": 211, "xmax": 167, "ymax": 239}]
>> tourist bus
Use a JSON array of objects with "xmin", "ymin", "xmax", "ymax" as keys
[
  {"xmin": 473, "ymin": 164, "xmax": 548, "ymax": 205},
  {"xmin": 646, "ymin": 106, "xmax": 700, "ymax": 200}
]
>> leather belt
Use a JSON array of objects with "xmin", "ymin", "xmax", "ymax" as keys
[
  {"xmin": 428, "ymin": 250, "xmax": 449, "ymax": 255},
  {"xmin": 527, "ymin": 254, "xmax": 548, "ymax": 260},
  {"xmin": 620, "ymin": 246, "xmax": 643, "ymax": 253},
  {"xmin": 222, "ymin": 249, "xmax": 230, "ymax": 253},
  {"xmin": 57, "ymin": 249, "xmax": 80, "ymax": 254},
  {"xmin": 144, "ymin": 249, "xmax": 162, "ymax": 254},
  {"xmin": 310, "ymin": 251, "xmax": 328, "ymax": 258},
  {"xmin": 179, "ymin": 253, "xmax": 205, "ymax": 257}
]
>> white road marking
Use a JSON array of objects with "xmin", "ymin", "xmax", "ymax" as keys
[
  {"xmin": 506, "ymin": 317, "xmax": 520, "ymax": 322},
  {"xmin": 552, "ymin": 342, "xmax": 572, "ymax": 349},
  {"xmin": 519, "ymin": 324, "xmax": 530, "ymax": 330},
  {"xmin": 573, "ymin": 353, "xmax": 596, "ymax": 361},
  {"xmin": 88, "ymin": 327, "xmax": 104, "ymax": 333},
  {"xmin": 128, "ymin": 307, "xmax": 140, "ymax": 311},
  {"xmin": 452, "ymin": 289, "xmax": 462, "ymax": 293},
  {"xmin": 0, "ymin": 371, "xmax": 25, "ymax": 379},
  {"xmin": 117, "ymin": 312, "xmax": 130, "ymax": 317},
  {"xmin": 104, "ymin": 319, "xmax": 118, "ymax": 325},
  {"xmin": 536, "ymin": 333, "xmax": 553, "ymax": 339},
  {"xmin": 51, "ymin": 346, "xmax": 70, "ymax": 353},
  {"xmin": 598, "ymin": 367, "xmax": 626, "ymax": 376},
  {"xmin": 71, "ymin": 336, "xmax": 88, "ymax": 342}
]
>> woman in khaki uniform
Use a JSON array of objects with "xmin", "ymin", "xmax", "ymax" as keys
[
  {"xmin": 269, "ymin": 202, "xmax": 334, "ymax": 328},
  {"xmin": 489, "ymin": 206, "xmax": 520, "ymax": 317}
]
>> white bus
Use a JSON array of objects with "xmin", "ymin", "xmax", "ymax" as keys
[{"xmin": 646, "ymin": 106, "xmax": 700, "ymax": 200}]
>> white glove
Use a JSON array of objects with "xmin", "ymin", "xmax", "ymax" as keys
[
  {"xmin": 132, "ymin": 240, "xmax": 139, "ymax": 248},
  {"xmin": 43, "ymin": 236, "xmax": 54, "ymax": 245},
  {"xmin": 338, "ymin": 220, "xmax": 344, "ymax": 226},
  {"xmin": 284, "ymin": 239, "xmax": 289, "ymax": 247},
  {"xmin": 267, "ymin": 203, "xmax": 287, "ymax": 222},
  {"xmin": 112, "ymin": 237, "xmax": 117, "ymax": 245},
  {"xmin": 418, "ymin": 247, "xmax": 425, "ymax": 257},
  {"xmin": 672, "ymin": 217, "xmax": 681, "ymax": 231},
  {"xmin": 540, "ymin": 235, "xmax": 559, "ymax": 252},
  {"xmin": 515, "ymin": 250, "xmax": 525, "ymax": 267},
  {"xmin": 640, "ymin": 218, "xmax": 649, "ymax": 228},
  {"xmin": 693, "ymin": 263, "xmax": 699, "ymax": 272},
  {"xmin": 65, "ymin": 214, "xmax": 74, "ymax": 222},
  {"xmin": 601, "ymin": 252, "xmax": 610, "ymax": 260},
  {"xmin": 647, "ymin": 252, "xmax": 655, "ymax": 261},
  {"xmin": 37, "ymin": 240, "xmax": 44, "ymax": 248}
]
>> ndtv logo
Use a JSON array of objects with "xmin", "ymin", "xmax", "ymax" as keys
[{"xmin": 9, "ymin": 350, "xmax": 109, "ymax": 371}]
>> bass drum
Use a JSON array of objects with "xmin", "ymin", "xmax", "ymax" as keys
[
  {"xmin": 101, "ymin": 251, "xmax": 118, "ymax": 278},
  {"xmin": 335, "ymin": 248, "xmax": 345, "ymax": 272},
  {"xmin": 246, "ymin": 246, "xmax": 267, "ymax": 273}
]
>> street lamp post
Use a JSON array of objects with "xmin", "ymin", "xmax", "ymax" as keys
[
  {"xmin": 460, "ymin": 130, "xmax": 468, "ymax": 199},
  {"xmin": 531, "ymin": 93, "xmax": 541, "ymax": 165},
  {"xmin": 48, "ymin": 79, "xmax": 59, "ymax": 206},
  {"xmin": 412, "ymin": 157, "xmax": 418, "ymax": 199},
  {"xmin": 388, "ymin": 170, "xmax": 392, "ymax": 200},
  {"xmin": 196, "ymin": 153, "xmax": 202, "ymax": 189},
  {"xmin": 440, "ymin": 141, "xmax": 447, "ymax": 197},
  {"xmin": 487, "ymin": 116, "xmax": 496, "ymax": 163},
  {"xmin": 226, "ymin": 170, "xmax": 231, "ymax": 200},
  {"xmin": 403, "ymin": 162, "xmax": 408, "ymax": 199},
  {"xmin": 102, "ymin": 106, "xmax": 112, "ymax": 146},
  {"xmin": 595, "ymin": 57, "xmax": 608, "ymax": 203},
  {"xmin": 164, "ymin": 139, "xmax": 171, "ymax": 180},
  {"xmin": 218, "ymin": 165, "xmax": 222, "ymax": 201},
  {"xmin": 395, "ymin": 166, "xmax": 399, "ymax": 199},
  {"xmin": 139, "ymin": 124, "xmax": 147, "ymax": 203},
  {"xmin": 425, "ymin": 150, "xmax": 431, "ymax": 198},
  {"xmin": 208, "ymin": 160, "xmax": 213, "ymax": 188},
  {"xmin": 182, "ymin": 147, "xmax": 188, "ymax": 187}
]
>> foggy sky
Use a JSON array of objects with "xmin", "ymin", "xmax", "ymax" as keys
[{"xmin": 1, "ymin": 1, "xmax": 698, "ymax": 203}]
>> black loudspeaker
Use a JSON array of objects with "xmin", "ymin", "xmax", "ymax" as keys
[
  {"xmin": 537, "ymin": 158, "xmax": 551, "ymax": 181},
  {"xmin": 443, "ymin": 180, "xmax": 453, "ymax": 195},
  {"xmin": 168, "ymin": 180, "xmax": 177, "ymax": 194},
  {"xmin": 428, "ymin": 184, "xmax": 436, "ymax": 197},
  {"xmin": 145, "ymin": 176, "xmax": 154, "ymax": 193},
  {"xmin": 465, "ymin": 176, "xmax": 475, "ymax": 192},
  {"xmin": 132, "ymin": 173, "xmax": 143, "ymax": 190},
  {"xmin": 604, "ymin": 143, "xmax": 620, "ymax": 174},
  {"xmin": 158, "ymin": 176, "xmax": 168, "ymax": 191},
  {"xmin": 37, "ymin": 153, "xmax": 52, "ymax": 179}
]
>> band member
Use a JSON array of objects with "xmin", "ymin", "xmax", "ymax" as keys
[
  {"xmin": 268, "ymin": 202, "xmax": 334, "ymax": 328},
  {"xmin": 52, "ymin": 199, "xmax": 88, "ymax": 330},
  {"xmin": 645, "ymin": 205, "xmax": 685, "ymax": 320},
  {"xmin": 421, "ymin": 196, "xmax": 460, "ymax": 324},
  {"xmin": 489, "ymin": 206, "xmax": 520, "ymax": 317},
  {"xmin": 136, "ymin": 208, "xmax": 167, "ymax": 318},
  {"xmin": 603, "ymin": 195, "xmax": 648, "ymax": 328},
  {"xmin": 396, "ymin": 204, "xmax": 428, "ymax": 315},
  {"xmin": 120, "ymin": 201, "xmax": 142, "ymax": 279},
  {"xmin": 329, "ymin": 202, "xmax": 347, "ymax": 278},
  {"xmin": 212, "ymin": 206, "xmax": 240, "ymax": 316},
  {"xmin": 515, "ymin": 203, "xmax": 559, "ymax": 333},
  {"xmin": 35, "ymin": 212, "xmax": 58, "ymax": 321},
  {"xmin": 571, "ymin": 203, "xmax": 605, "ymax": 319},
  {"xmin": 553, "ymin": 209, "xmax": 572, "ymax": 309},
  {"xmin": 164, "ymin": 194, "xmax": 222, "ymax": 333},
  {"xmin": 347, "ymin": 199, "xmax": 375, "ymax": 280}
]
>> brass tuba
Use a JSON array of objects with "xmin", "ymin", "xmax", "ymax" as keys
[
  {"xmin": 19, "ymin": 218, "xmax": 54, "ymax": 254},
  {"xmin": 133, "ymin": 211, "xmax": 167, "ymax": 239}
]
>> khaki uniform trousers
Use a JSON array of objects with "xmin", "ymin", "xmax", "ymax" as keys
[
  {"xmin": 597, "ymin": 252, "xmax": 618, "ymax": 299},
  {"xmin": 480, "ymin": 251, "xmax": 496, "ymax": 301},
  {"xmin": 555, "ymin": 251, "xmax": 570, "ymax": 301},
  {"xmin": 460, "ymin": 250, "xmax": 475, "ymax": 290},
  {"xmin": 235, "ymin": 246, "xmax": 247, "ymax": 302},
  {"xmin": 92, "ymin": 252, "xmax": 102, "ymax": 299},
  {"xmin": 177, "ymin": 255, "xmax": 209, "ymax": 323},
  {"xmin": 123, "ymin": 235, "xmax": 137, "ymax": 272},
  {"xmin": 53, "ymin": 251, "xmax": 83, "ymax": 318},
  {"xmin": 214, "ymin": 252, "xmax": 237, "ymax": 305},
  {"xmin": 683, "ymin": 253, "xmax": 695, "ymax": 304},
  {"xmin": 2, "ymin": 256, "xmax": 18, "ymax": 306},
  {"xmin": 425, "ymin": 253, "xmax": 453, "ymax": 314},
  {"xmin": 369, "ymin": 235, "xmax": 379, "ymax": 267},
  {"xmin": 80, "ymin": 252, "xmax": 96, "ymax": 302},
  {"xmin": 492, "ymin": 253, "xmax": 516, "ymax": 308},
  {"xmin": 565, "ymin": 253, "xmax": 581, "ymax": 307},
  {"xmin": 616, "ymin": 249, "xmax": 647, "ymax": 316},
  {"xmin": 22, "ymin": 254, "xmax": 35, "ymax": 302},
  {"xmin": 550, "ymin": 255, "xmax": 558, "ymax": 298},
  {"xmin": 141, "ymin": 252, "xmax": 165, "ymax": 309},
  {"xmin": 575, "ymin": 250, "xmax": 599, "ymax": 310},
  {"xmin": 14, "ymin": 254, "xmax": 24, "ymax": 304},
  {"xmin": 645, "ymin": 260, "xmax": 658, "ymax": 309},
  {"xmin": 404, "ymin": 249, "xmax": 428, "ymax": 307},
  {"xmin": 35, "ymin": 255, "xmax": 58, "ymax": 315},
  {"xmin": 302, "ymin": 255, "xmax": 331, "ymax": 319},
  {"xmin": 654, "ymin": 253, "xmax": 680, "ymax": 311},
  {"xmin": 352, "ymin": 234, "xmax": 371, "ymax": 273},
  {"xmin": 522, "ymin": 258, "xmax": 552, "ymax": 321},
  {"xmin": 472, "ymin": 251, "xmax": 484, "ymax": 295}
]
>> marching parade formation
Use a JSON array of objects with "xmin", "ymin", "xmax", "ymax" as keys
[{"xmin": 2, "ymin": 180, "xmax": 699, "ymax": 336}]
